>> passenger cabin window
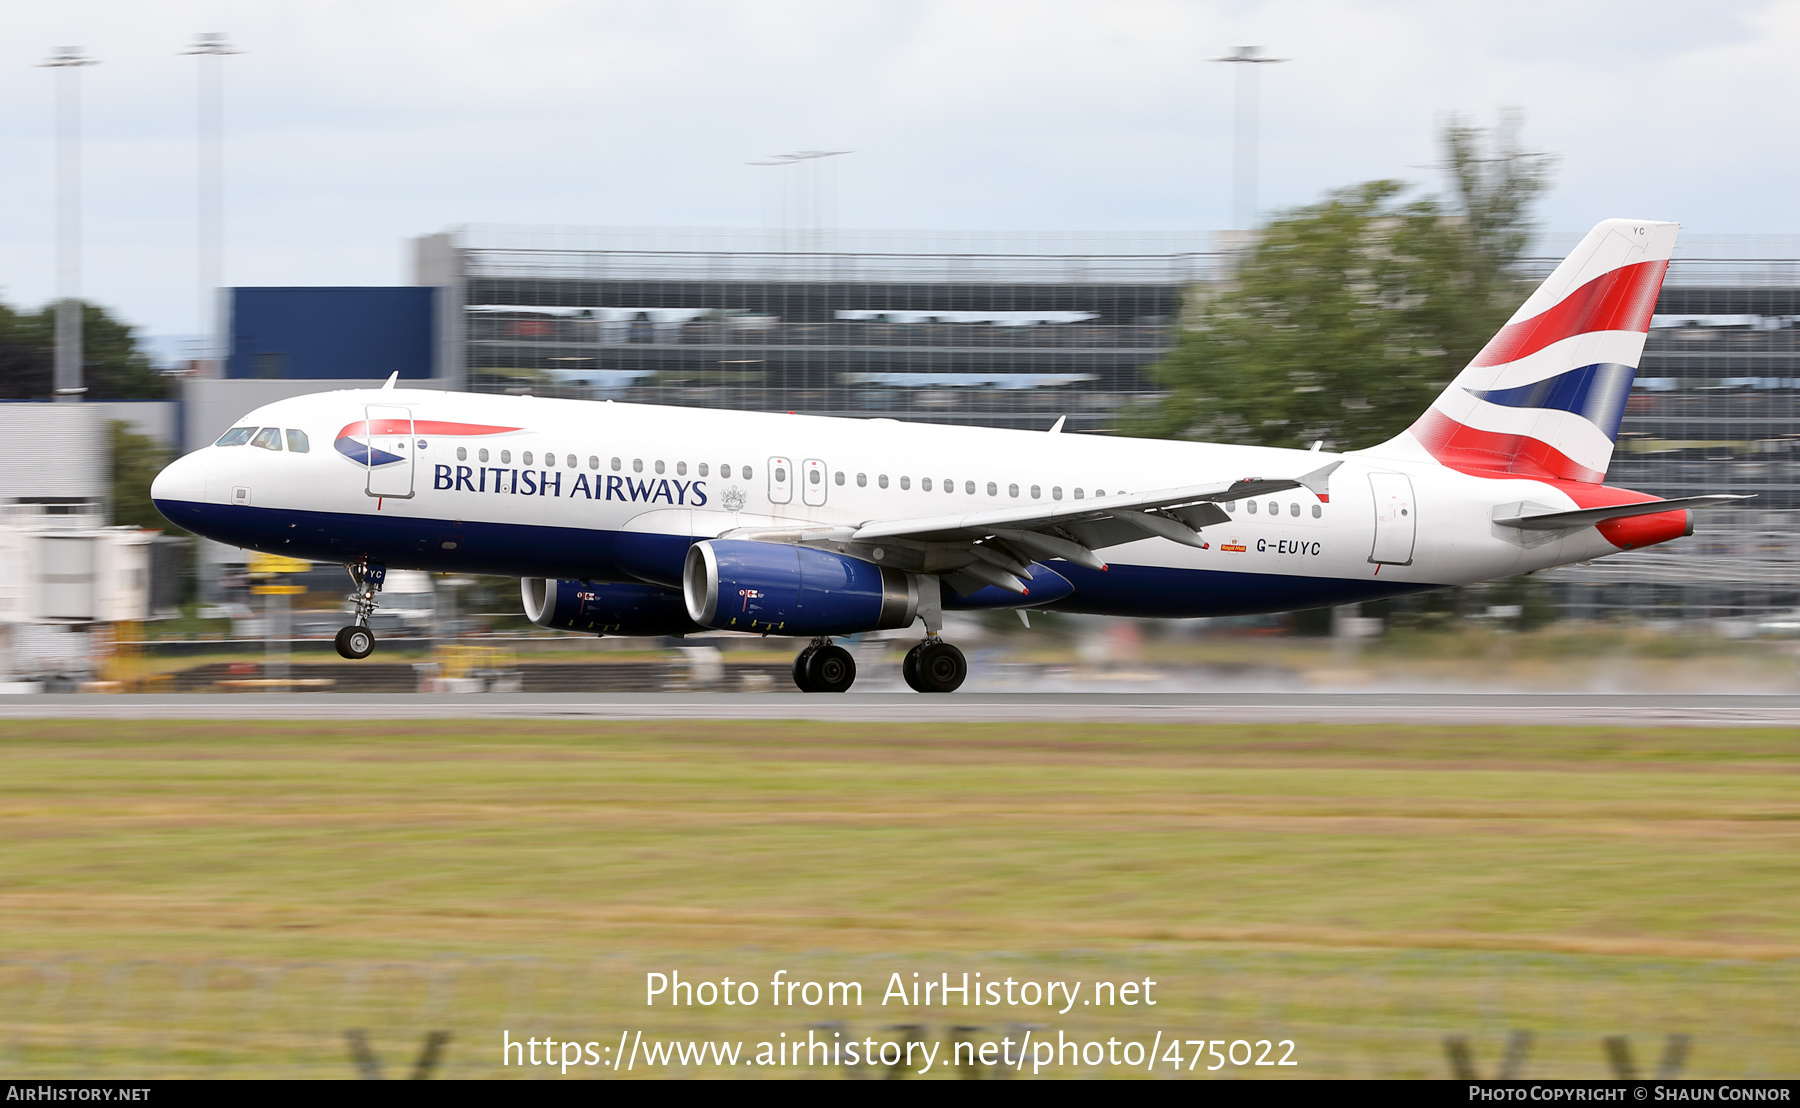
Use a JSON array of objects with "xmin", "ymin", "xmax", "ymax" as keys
[
  {"xmin": 543, "ymin": 453, "xmax": 554, "ymax": 466},
  {"xmin": 921, "ymin": 478, "xmax": 933, "ymax": 491},
  {"xmin": 1290, "ymin": 502, "xmax": 1300, "ymax": 517},
  {"xmin": 720, "ymin": 464, "xmax": 731, "ymax": 478},
  {"xmin": 611, "ymin": 457, "xmax": 621, "ymax": 471},
  {"xmin": 857, "ymin": 473, "xmax": 867, "ymax": 487},
  {"xmin": 286, "ymin": 430, "xmax": 310, "ymax": 453},
  {"xmin": 965, "ymin": 480, "xmax": 975, "ymax": 495},
  {"xmin": 676, "ymin": 461, "xmax": 687, "ymax": 476},
  {"xmin": 251, "ymin": 427, "xmax": 283, "ymax": 451},
  {"xmin": 457, "ymin": 447, "xmax": 467, "ymax": 461},
  {"xmin": 215, "ymin": 426, "xmax": 256, "ymax": 447},
  {"xmin": 1029, "ymin": 485, "xmax": 1039, "ymax": 498},
  {"xmin": 1312, "ymin": 504, "xmax": 1322, "ymax": 518},
  {"xmin": 501, "ymin": 450, "xmax": 511, "ymax": 464},
  {"xmin": 589, "ymin": 456, "xmax": 599, "ymax": 470},
  {"xmin": 523, "ymin": 451, "xmax": 534, "ymax": 466},
  {"xmin": 834, "ymin": 471, "xmax": 844, "ymax": 486},
  {"xmin": 1052, "ymin": 486, "xmax": 1062, "ymax": 500},
  {"xmin": 479, "ymin": 448, "xmax": 490, "ymax": 463},
  {"xmin": 742, "ymin": 465, "xmax": 753, "ymax": 479},
  {"xmin": 1247, "ymin": 501, "xmax": 1257, "ymax": 514},
  {"xmin": 809, "ymin": 469, "xmax": 821, "ymax": 485},
  {"xmin": 1008, "ymin": 483, "xmax": 1018, "ymax": 498},
  {"xmin": 698, "ymin": 463, "xmax": 709, "ymax": 477},
  {"xmin": 655, "ymin": 460, "xmax": 665, "ymax": 474},
  {"xmin": 1073, "ymin": 489, "xmax": 1084, "ymax": 500},
  {"xmin": 633, "ymin": 459, "xmax": 643, "ymax": 473}
]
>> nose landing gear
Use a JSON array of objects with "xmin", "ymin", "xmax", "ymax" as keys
[
  {"xmin": 792, "ymin": 638, "xmax": 856, "ymax": 693},
  {"xmin": 902, "ymin": 637, "xmax": 967, "ymax": 694},
  {"xmin": 334, "ymin": 560, "xmax": 385, "ymax": 660}
]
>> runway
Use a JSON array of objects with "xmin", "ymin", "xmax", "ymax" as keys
[{"xmin": 2, "ymin": 692, "xmax": 1798, "ymax": 725}]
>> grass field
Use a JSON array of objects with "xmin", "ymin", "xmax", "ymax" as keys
[{"xmin": 2, "ymin": 719, "xmax": 1797, "ymax": 1078}]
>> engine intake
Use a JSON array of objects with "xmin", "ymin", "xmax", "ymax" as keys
[
  {"xmin": 683, "ymin": 540, "xmax": 918, "ymax": 635},
  {"xmin": 521, "ymin": 578, "xmax": 700, "ymax": 637}
]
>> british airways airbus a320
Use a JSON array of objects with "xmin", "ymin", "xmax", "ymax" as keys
[{"xmin": 151, "ymin": 220, "xmax": 1741, "ymax": 692}]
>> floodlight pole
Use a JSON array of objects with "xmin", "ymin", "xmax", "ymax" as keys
[
  {"xmin": 749, "ymin": 151, "xmax": 850, "ymax": 255},
  {"xmin": 39, "ymin": 47, "xmax": 98, "ymax": 402},
  {"xmin": 183, "ymin": 33, "xmax": 241, "ymax": 377},
  {"xmin": 1212, "ymin": 46, "xmax": 1286, "ymax": 232}
]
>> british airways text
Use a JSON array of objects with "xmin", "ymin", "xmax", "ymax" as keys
[{"xmin": 433, "ymin": 465, "xmax": 709, "ymax": 506}]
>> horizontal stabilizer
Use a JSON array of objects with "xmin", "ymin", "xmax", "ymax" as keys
[{"xmin": 1493, "ymin": 495, "xmax": 1749, "ymax": 531}]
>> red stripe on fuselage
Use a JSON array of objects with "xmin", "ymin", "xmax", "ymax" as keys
[
  {"xmin": 335, "ymin": 420, "xmax": 521, "ymax": 440},
  {"xmin": 1470, "ymin": 259, "xmax": 1667, "ymax": 368}
]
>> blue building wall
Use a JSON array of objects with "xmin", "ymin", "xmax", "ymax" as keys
[{"xmin": 227, "ymin": 287, "xmax": 434, "ymax": 379}]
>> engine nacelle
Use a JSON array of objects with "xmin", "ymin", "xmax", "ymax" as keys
[
  {"xmin": 683, "ymin": 540, "xmax": 919, "ymax": 635},
  {"xmin": 521, "ymin": 578, "xmax": 701, "ymax": 637}
]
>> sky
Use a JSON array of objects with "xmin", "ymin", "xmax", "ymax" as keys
[{"xmin": 2, "ymin": 0, "xmax": 1798, "ymax": 340}]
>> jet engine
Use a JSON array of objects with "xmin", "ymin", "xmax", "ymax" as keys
[
  {"xmin": 683, "ymin": 540, "xmax": 918, "ymax": 635},
  {"xmin": 521, "ymin": 578, "xmax": 701, "ymax": 637}
]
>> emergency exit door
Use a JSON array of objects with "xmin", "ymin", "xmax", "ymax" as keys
[
  {"xmin": 363, "ymin": 404, "xmax": 416, "ymax": 499},
  {"xmin": 1368, "ymin": 472, "xmax": 1416, "ymax": 565}
]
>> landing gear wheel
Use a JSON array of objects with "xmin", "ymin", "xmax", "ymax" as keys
[
  {"xmin": 792, "ymin": 646, "xmax": 818, "ymax": 692},
  {"xmin": 902, "ymin": 643, "xmax": 925, "ymax": 692},
  {"xmin": 913, "ymin": 641, "xmax": 966, "ymax": 693},
  {"xmin": 335, "ymin": 625, "xmax": 375, "ymax": 660},
  {"xmin": 804, "ymin": 644, "xmax": 856, "ymax": 693}
]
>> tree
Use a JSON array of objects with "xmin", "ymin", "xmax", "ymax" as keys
[
  {"xmin": 0, "ymin": 300, "xmax": 169, "ymax": 400},
  {"xmin": 110, "ymin": 420, "xmax": 183, "ymax": 533},
  {"xmin": 1136, "ymin": 113, "xmax": 1553, "ymax": 450}
]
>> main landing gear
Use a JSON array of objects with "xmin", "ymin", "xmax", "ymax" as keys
[
  {"xmin": 792, "ymin": 638, "xmax": 857, "ymax": 693},
  {"xmin": 334, "ymin": 560, "xmax": 385, "ymax": 660},
  {"xmin": 903, "ymin": 638, "xmax": 967, "ymax": 694},
  {"xmin": 788, "ymin": 636, "xmax": 968, "ymax": 694}
]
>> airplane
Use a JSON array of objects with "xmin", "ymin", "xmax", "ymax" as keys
[{"xmin": 150, "ymin": 219, "xmax": 1742, "ymax": 693}]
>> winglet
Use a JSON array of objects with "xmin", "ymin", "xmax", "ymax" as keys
[
  {"xmin": 382, "ymin": 371, "xmax": 398, "ymax": 390},
  {"xmin": 1048, "ymin": 416, "xmax": 1066, "ymax": 434},
  {"xmin": 1298, "ymin": 460, "xmax": 1343, "ymax": 503}
]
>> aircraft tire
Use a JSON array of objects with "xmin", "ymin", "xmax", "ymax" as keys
[
  {"xmin": 335, "ymin": 625, "xmax": 375, "ymax": 660},
  {"xmin": 914, "ymin": 641, "xmax": 966, "ymax": 693},
  {"xmin": 804, "ymin": 644, "xmax": 856, "ymax": 693},
  {"xmin": 791, "ymin": 646, "xmax": 817, "ymax": 692},
  {"xmin": 902, "ymin": 643, "xmax": 925, "ymax": 692}
]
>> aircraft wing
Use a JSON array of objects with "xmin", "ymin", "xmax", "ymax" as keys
[{"xmin": 845, "ymin": 461, "xmax": 1344, "ymax": 573}]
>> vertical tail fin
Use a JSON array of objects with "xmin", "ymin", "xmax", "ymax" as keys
[{"xmin": 1385, "ymin": 218, "xmax": 1678, "ymax": 483}]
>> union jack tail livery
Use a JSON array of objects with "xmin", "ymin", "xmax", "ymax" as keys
[{"xmin": 1390, "ymin": 219, "xmax": 1678, "ymax": 483}]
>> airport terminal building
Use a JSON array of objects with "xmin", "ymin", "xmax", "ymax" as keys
[{"xmin": 213, "ymin": 225, "xmax": 1800, "ymax": 624}]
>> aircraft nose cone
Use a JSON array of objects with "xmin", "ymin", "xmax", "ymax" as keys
[{"xmin": 150, "ymin": 451, "xmax": 205, "ymax": 507}]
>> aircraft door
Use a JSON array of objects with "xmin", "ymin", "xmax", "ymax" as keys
[
  {"xmin": 1367, "ymin": 472, "xmax": 1416, "ymax": 565},
  {"xmin": 768, "ymin": 457, "xmax": 793, "ymax": 505},
  {"xmin": 363, "ymin": 404, "xmax": 416, "ymax": 499},
  {"xmin": 801, "ymin": 458, "xmax": 828, "ymax": 506}
]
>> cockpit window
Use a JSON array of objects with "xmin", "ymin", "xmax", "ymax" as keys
[
  {"xmin": 215, "ymin": 426, "xmax": 256, "ymax": 447},
  {"xmin": 251, "ymin": 427, "xmax": 284, "ymax": 451},
  {"xmin": 286, "ymin": 429, "xmax": 310, "ymax": 453}
]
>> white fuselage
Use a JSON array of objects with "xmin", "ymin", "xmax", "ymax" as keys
[{"xmin": 150, "ymin": 387, "xmax": 1657, "ymax": 620}]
